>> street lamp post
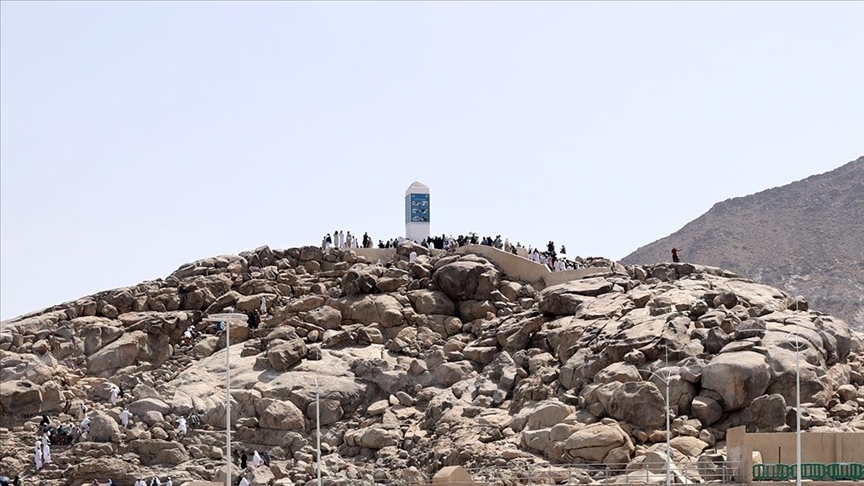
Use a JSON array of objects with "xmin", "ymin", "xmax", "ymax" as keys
[
  {"xmin": 787, "ymin": 299, "xmax": 804, "ymax": 486},
  {"xmin": 645, "ymin": 347, "xmax": 673, "ymax": 486},
  {"xmin": 316, "ymin": 376, "xmax": 322, "ymax": 486},
  {"xmin": 204, "ymin": 313, "xmax": 248, "ymax": 486}
]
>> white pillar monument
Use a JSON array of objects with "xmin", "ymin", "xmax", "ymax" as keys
[{"xmin": 405, "ymin": 181, "xmax": 430, "ymax": 242}]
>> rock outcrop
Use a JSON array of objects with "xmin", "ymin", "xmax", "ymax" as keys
[
  {"xmin": 1, "ymin": 245, "xmax": 863, "ymax": 486},
  {"xmin": 622, "ymin": 156, "xmax": 864, "ymax": 331}
]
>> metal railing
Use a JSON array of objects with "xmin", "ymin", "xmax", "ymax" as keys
[{"xmin": 752, "ymin": 463, "xmax": 864, "ymax": 482}]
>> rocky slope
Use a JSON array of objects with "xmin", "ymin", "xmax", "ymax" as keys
[
  {"xmin": 2, "ymin": 243, "xmax": 864, "ymax": 485},
  {"xmin": 622, "ymin": 156, "xmax": 864, "ymax": 331}
]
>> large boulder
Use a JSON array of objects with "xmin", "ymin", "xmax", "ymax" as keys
[
  {"xmin": 539, "ymin": 278, "xmax": 614, "ymax": 315},
  {"xmin": 89, "ymin": 410, "xmax": 122, "ymax": 442},
  {"xmin": 267, "ymin": 335, "xmax": 309, "ymax": 371},
  {"xmin": 526, "ymin": 401, "xmax": 574, "ymax": 430},
  {"xmin": 259, "ymin": 400, "xmax": 305, "ymax": 431},
  {"xmin": 0, "ymin": 380, "xmax": 43, "ymax": 415},
  {"xmin": 340, "ymin": 295, "xmax": 405, "ymax": 328},
  {"xmin": 87, "ymin": 329, "xmax": 172, "ymax": 376},
  {"xmin": 306, "ymin": 398, "xmax": 343, "ymax": 425},
  {"xmin": 346, "ymin": 426, "xmax": 402, "ymax": 449},
  {"xmin": 128, "ymin": 439, "xmax": 189, "ymax": 465},
  {"xmin": 87, "ymin": 331, "xmax": 145, "ymax": 375},
  {"xmin": 434, "ymin": 361, "xmax": 476, "ymax": 387},
  {"xmin": 342, "ymin": 265, "xmax": 384, "ymax": 296},
  {"xmin": 407, "ymin": 290, "xmax": 456, "ymax": 316},
  {"xmin": 304, "ymin": 306, "xmax": 342, "ymax": 330},
  {"xmin": 606, "ymin": 381, "xmax": 667, "ymax": 429},
  {"xmin": 77, "ymin": 321, "xmax": 124, "ymax": 355},
  {"xmin": 0, "ymin": 353, "xmax": 55, "ymax": 384},
  {"xmin": 701, "ymin": 351, "xmax": 770, "ymax": 411},
  {"xmin": 691, "ymin": 396, "xmax": 723, "ymax": 427},
  {"xmin": 432, "ymin": 259, "xmax": 500, "ymax": 302},
  {"xmin": 565, "ymin": 421, "xmax": 632, "ymax": 464},
  {"xmin": 126, "ymin": 398, "xmax": 171, "ymax": 417}
]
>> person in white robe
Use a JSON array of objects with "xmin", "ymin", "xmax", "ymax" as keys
[
  {"xmin": 252, "ymin": 450, "xmax": 262, "ymax": 467},
  {"xmin": 35, "ymin": 447, "xmax": 43, "ymax": 470},
  {"xmin": 238, "ymin": 477, "xmax": 250, "ymax": 486},
  {"xmin": 176, "ymin": 417, "xmax": 187, "ymax": 435},
  {"xmin": 42, "ymin": 440, "xmax": 51, "ymax": 464},
  {"xmin": 121, "ymin": 407, "xmax": 132, "ymax": 428},
  {"xmin": 150, "ymin": 477, "xmax": 160, "ymax": 486},
  {"xmin": 409, "ymin": 251, "xmax": 418, "ymax": 263},
  {"xmin": 165, "ymin": 478, "xmax": 173, "ymax": 486},
  {"xmin": 260, "ymin": 296, "xmax": 266, "ymax": 315},
  {"xmin": 110, "ymin": 386, "xmax": 119, "ymax": 406},
  {"xmin": 80, "ymin": 416, "xmax": 91, "ymax": 433}
]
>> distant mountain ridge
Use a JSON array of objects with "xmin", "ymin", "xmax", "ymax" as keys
[{"xmin": 622, "ymin": 156, "xmax": 864, "ymax": 330}]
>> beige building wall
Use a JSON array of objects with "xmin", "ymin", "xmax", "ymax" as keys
[{"xmin": 727, "ymin": 426, "xmax": 864, "ymax": 464}]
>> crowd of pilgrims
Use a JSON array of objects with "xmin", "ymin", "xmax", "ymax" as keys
[{"xmin": 323, "ymin": 230, "xmax": 589, "ymax": 272}]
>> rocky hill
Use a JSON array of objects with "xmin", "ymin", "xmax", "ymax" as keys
[
  {"xmin": 622, "ymin": 156, "xmax": 864, "ymax": 331},
  {"xmin": 2, "ymin": 243, "xmax": 864, "ymax": 485}
]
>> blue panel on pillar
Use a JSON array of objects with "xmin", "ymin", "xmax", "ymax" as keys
[{"xmin": 408, "ymin": 194, "xmax": 430, "ymax": 223}]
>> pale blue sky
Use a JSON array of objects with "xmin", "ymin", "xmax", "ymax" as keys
[{"xmin": 2, "ymin": 2, "xmax": 863, "ymax": 320}]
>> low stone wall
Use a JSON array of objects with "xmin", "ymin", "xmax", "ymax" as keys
[
  {"xmin": 352, "ymin": 248, "xmax": 397, "ymax": 263},
  {"xmin": 352, "ymin": 245, "xmax": 621, "ymax": 290},
  {"xmin": 454, "ymin": 245, "xmax": 552, "ymax": 287}
]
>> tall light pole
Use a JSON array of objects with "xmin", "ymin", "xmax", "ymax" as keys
[
  {"xmin": 646, "ymin": 347, "xmax": 673, "ymax": 486},
  {"xmin": 782, "ymin": 311, "xmax": 805, "ymax": 486},
  {"xmin": 204, "ymin": 313, "xmax": 248, "ymax": 486},
  {"xmin": 314, "ymin": 346, "xmax": 322, "ymax": 486}
]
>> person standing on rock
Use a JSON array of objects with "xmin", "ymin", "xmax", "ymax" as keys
[
  {"xmin": 42, "ymin": 439, "xmax": 51, "ymax": 464},
  {"xmin": 182, "ymin": 326, "xmax": 195, "ymax": 345},
  {"xmin": 176, "ymin": 416, "xmax": 187, "ymax": 436},
  {"xmin": 252, "ymin": 450, "xmax": 262, "ymax": 467},
  {"xmin": 110, "ymin": 385, "xmax": 119, "ymax": 406},
  {"xmin": 121, "ymin": 407, "xmax": 132, "ymax": 428},
  {"xmin": 248, "ymin": 309, "xmax": 260, "ymax": 330},
  {"xmin": 671, "ymin": 247, "xmax": 681, "ymax": 263},
  {"xmin": 261, "ymin": 450, "xmax": 271, "ymax": 466},
  {"xmin": 34, "ymin": 445, "xmax": 43, "ymax": 470},
  {"xmin": 188, "ymin": 410, "xmax": 200, "ymax": 430}
]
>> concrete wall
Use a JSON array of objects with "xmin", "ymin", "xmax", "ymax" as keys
[
  {"xmin": 727, "ymin": 426, "xmax": 864, "ymax": 464},
  {"xmin": 543, "ymin": 267, "xmax": 619, "ymax": 286},
  {"xmin": 454, "ymin": 245, "xmax": 552, "ymax": 287},
  {"xmin": 455, "ymin": 245, "xmax": 621, "ymax": 289},
  {"xmin": 352, "ymin": 248, "xmax": 397, "ymax": 263},
  {"xmin": 351, "ymin": 245, "xmax": 620, "ymax": 291}
]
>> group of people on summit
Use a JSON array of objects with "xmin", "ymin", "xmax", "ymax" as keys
[{"xmin": 322, "ymin": 230, "xmax": 374, "ymax": 250}]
